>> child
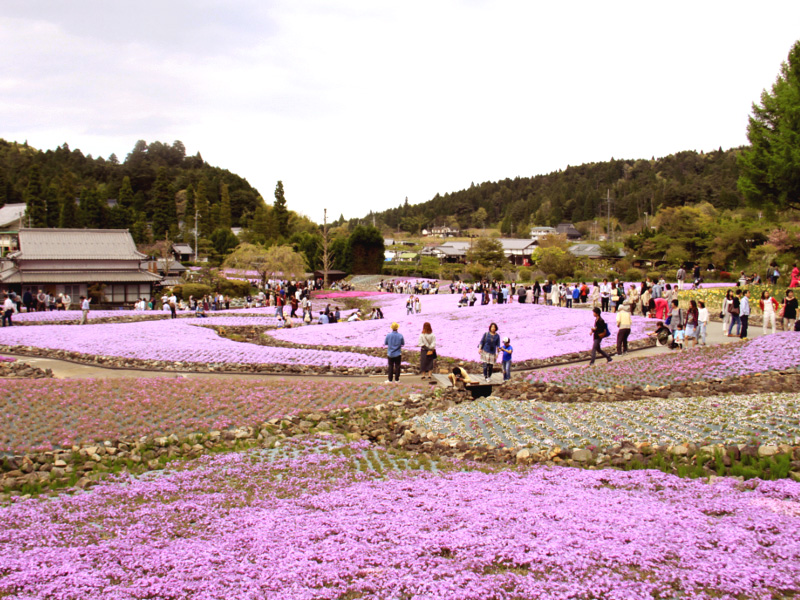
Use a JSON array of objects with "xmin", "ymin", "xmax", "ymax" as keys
[
  {"xmin": 498, "ymin": 337, "xmax": 513, "ymax": 381},
  {"xmin": 673, "ymin": 323, "xmax": 685, "ymax": 350},
  {"xmin": 448, "ymin": 366, "xmax": 474, "ymax": 389}
]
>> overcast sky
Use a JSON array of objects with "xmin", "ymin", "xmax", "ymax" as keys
[{"xmin": 2, "ymin": 1, "xmax": 800, "ymax": 224}]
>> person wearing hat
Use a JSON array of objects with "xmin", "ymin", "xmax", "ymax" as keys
[
  {"xmin": 498, "ymin": 337, "xmax": 513, "ymax": 381},
  {"xmin": 383, "ymin": 322, "xmax": 405, "ymax": 383}
]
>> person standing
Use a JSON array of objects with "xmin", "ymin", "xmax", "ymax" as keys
[
  {"xmin": 740, "ymin": 289, "xmax": 751, "ymax": 340},
  {"xmin": 589, "ymin": 307, "xmax": 613, "ymax": 365},
  {"xmin": 684, "ymin": 300, "xmax": 699, "ymax": 348},
  {"xmin": 721, "ymin": 290, "xmax": 733, "ymax": 334},
  {"xmin": 760, "ymin": 290, "xmax": 779, "ymax": 335},
  {"xmin": 676, "ymin": 266, "xmax": 686, "ymax": 291},
  {"xmin": 697, "ymin": 300, "xmax": 709, "ymax": 346},
  {"xmin": 169, "ymin": 292, "xmax": 178, "ymax": 319},
  {"xmin": 417, "ymin": 322, "xmax": 436, "ymax": 379},
  {"xmin": 2, "ymin": 293, "xmax": 14, "ymax": 327},
  {"xmin": 478, "ymin": 323, "xmax": 501, "ymax": 382},
  {"xmin": 615, "ymin": 304, "xmax": 631, "ymax": 355},
  {"xmin": 600, "ymin": 278, "xmax": 611, "ymax": 312},
  {"xmin": 79, "ymin": 295, "xmax": 91, "ymax": 325},
  {"xmin": 498, "ymin": 337, "xmax": 513, "ymax": 381},
  {"xmin": 668, "ymin": 299, "xmax": 684, "ymax": 346},
  {"xmin": 790, "ymin": 264, "xmax": 799, "ymax": 288},
  {"xmin": 782, "ymin": 290, "xmax": 798, "ymax": 331},
  {"xmin": 728, "ymin": 291, "xmax": 741, "ymax": 337},
  {"xmin": 384, "ymin": 322, "xmax": 405, "ymax": 383}
]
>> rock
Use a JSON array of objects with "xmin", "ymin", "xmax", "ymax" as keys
[
  {"xmin": 155, "ymin": 437, "xmax": 169, "ymax": 447},
  {"xmin": 671, "ymin": 445, "xmax": 689, "ymax": 456},
  {"xmin": 790, "ymin": 471, "xmax": 800, "ymax": 483},
  {"xmin": 516, "ymin": 449, "xmax": 530, "ymax": 463},
  {"xmin": 53, "ymin": 459, "xmax": 67, "ymax": 468},
  {"xmin": 757, "ymin": 445, "xmax": 779, "ymax": 458},
  {"xmin": 572, "ymin": 449, "xmax": 592, "ymax": 462}
]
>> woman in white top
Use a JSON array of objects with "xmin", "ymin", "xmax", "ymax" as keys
[
  {"xmin": 550, "ymin": 283, "xmax": 560, "ymax": 307},
  {"xmin": 721, "ymin": 290, "xmax": 733, "ymax": 334},
  {"xmin": 760, "ymin": 291, "xmax": 779, "ymax": 335},
  {"xmin": 697, "ymin": 300, "xmax": 709, "ymax": 346}
]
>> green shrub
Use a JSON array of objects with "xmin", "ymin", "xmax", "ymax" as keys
[
  {"xmin": 218, "ymin": 279, "xmax": 252, "ymax": 298},
  {"xmin": 625, "ymin": 268, "xmax": 644, "ymax": 282},
  {"xmin": 177, "ymin": 283, "xmax": 214, "ymax": 301},
  {"xmin": 466, "ymin": 263, "xmax": 487, "ymax": 281},
  {"xmin": 491, "ymin": 268, "xmax": 505, "ymax": 281},
  {"xmin": 573, "ymin": 269, "xmax": 585, "ymax": 282},
  {"xmin": 518, "ymin": 268, "xmax": 532, "ymax": 282},
  {"xmin": 646, "ymin": 271, "xmax": 662, "ymax": 282},
  {"xmin": 547, "ymin": 273, "xmax": 558, "ymax": 283}
]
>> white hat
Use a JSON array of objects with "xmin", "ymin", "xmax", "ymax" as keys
[{"xmin": 502, "ymin": 337, "xmax": 509, "ymax": 343}]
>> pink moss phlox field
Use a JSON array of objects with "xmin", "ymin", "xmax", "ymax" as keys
[
  {"xmin": 313, "ymin": 291, "xmax": 390, "ymax": 299},
  {"xmin": 528, "ymin": 332, "xmax": 800, "ymax": 389},
  {"xmin": 12, "ymin": 310, "xmax": 163, "ymax": 323},
  {"xmin": 0, "ymin": 320, "xmax": 385, "ymax": 368},
  {"xmin": 273, "ymin": 295, "xmax": 652, "ymax": 361},
  {"xmin": 0, "ymin": 378, "xmax": 421, "ymax": 453},
  {"xmin": 1, "ymin": 444, "xmax": 798, "ymax": 599}
]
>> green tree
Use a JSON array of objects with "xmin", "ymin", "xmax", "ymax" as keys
[
  {"xmin": 118, "ymin": 176, "xmax": 134, "ymax": 209},
  {"xmin": 210, "ymin": 227, "xmax": 239, "ymax": 256},
  {"xmin": 79, "ymin": 187, "xmax": 107, "ymax": 228},
  {"xmin": 273, "ymin": 180, "xmax": 289, "ymax": 237},
  {"xmin": 219, "ymin": 183, "xmax": 232, "ymax": 229},
  {"xmin": 347, "ymin": 225, "xmax": 384, "ymax": 274},
  {"xmin": 223, "ymin": 243, "xmax": 307, "ymax": 287},
  {"xmin": 195, "ymin": 179, "xmax": 210, "ymax": 237},
  {"xmin": 466, "ymin": 238, "xmax": 505, "ymax": 268},
  {"xmin": 0, "ymin": 168, "xmax": 8, "ymax": 207},
  {"xmin": 151, "ymin": 167, "xmax": 176, "ymax": 238},
  {"xmin": 24, "ymin": 164, "xmax": 46, "ymax": 227},
  {"xmin": 738, "ymin": 40, "xmax": 800, "ymax": 211},
  {"xmin": 472, "ymin": 207, "xmax": 488, "ymax": 229},
  {"xmin": 58, "ymin": 172, "xmax": 79, "ymax": 228}
]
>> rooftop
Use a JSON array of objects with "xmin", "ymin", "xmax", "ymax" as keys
[{"xmin": 12, "ymin": 229, "xmax": 146, "ymax": 261}]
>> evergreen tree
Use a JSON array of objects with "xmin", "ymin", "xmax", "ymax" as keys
[
  {"xmin": 151, "ymin": 167, "xmax": 176, "ymax": 239},
  {"xmin": 347, "ymin": 225, "xmax": 384, "ymax": 274},
  {"xmin": 45, "ymin": 183, "xmax": 59, "ymax": 227},
  {"xmin": 184, "ymin": 184, "xmax": 196, "ymax": 238},
  {"xmin": 79, "ymin": 187, "xmax": 107, "ymax": 228},
  {"xmin": 738, "ymin": 40, "xmax": 800, "ymax": 211},
  {"xmin": 24, "ymin": 164, "xmax": 46, "ymax": 227},
  {"xmin": 195, "ymin": 179, "xmax": 210, "ymax": 237},
  {"xmin": 219, "ymin": 182, "xmax": 232, "ymax": 229},
  {"xmin": 58, "ymin": 173, "xmax": 79, "ymax": 228},
  {"xmin": 273, "ymin": 180, "xmax": 289, "ymax": 237},
  {"xmin": 118, "ymin": 176, "xmax": 134, "ymax": 208},
  {"xmin": 0, "ymin": 168, "xmax": 7, "ymax": 207}
]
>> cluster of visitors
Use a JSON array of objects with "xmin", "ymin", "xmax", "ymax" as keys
[{"xmin": 379, "ymin": 279, "xmax": 438, "ymax": 295}]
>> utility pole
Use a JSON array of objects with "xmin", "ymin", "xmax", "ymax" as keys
[
  {"xmin": 605, "ymin": 189, "xmax": 613, "ymax": 244},
  {"xmin": 322, "ymin": 208, "xmax": 331, "ymax": 290},
  {"xmin": 193, "ymin": 208, "xmax": 199, "ymax": 262}
]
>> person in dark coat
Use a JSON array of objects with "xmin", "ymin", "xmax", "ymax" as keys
[{"xmin": 589, "ymin": 307, "xmax": 613, "ymax": 365}]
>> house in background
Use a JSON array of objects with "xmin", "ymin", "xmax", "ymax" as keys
[
  {"xmin": 0, "ymin": 204, "xmax": 27, "ymax": 257},
  {"xmin": 568, "ymin": 243, "xmax": 626, "ymax": 260},
  {"xmin": 0, "ymin": 228, "xmax": 162, "ymax": 304},
  {"xmin": 529, "ymin": 226, "xmax": 557, "ymax": 243},
  {"xmin": 556, "ymin": 223, "xmax": 582, "ymax": 240},
  {"xmin": 172, "ymin": 242, "xmax": 194, "ymax": 262}
]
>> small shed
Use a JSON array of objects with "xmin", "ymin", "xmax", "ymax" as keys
[{"xmin": 314, "ymin": 269, "xmax": 348, "ymax": 283}]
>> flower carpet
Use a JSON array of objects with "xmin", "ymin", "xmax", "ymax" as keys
[
  {"xmin": 272, "ymin": 294, "xmax": 654, "ymax": 361},
  {"xmin": 527, "ymin": 332, "xmax": 800, "ymax": 389},
  {"xmin": 0, "ymin": 319, "xmax": 386, "ymax": 369},
  {"xmin": 1, "ymin": 436, "xmax": 798, "ymax": 600},
  {"xmin": 412, "ymin": 393, "xmax": 800, "ymax": 451},
  {"xmin": 0, "ymin": 378, "xmax": 422, "ymax": 453}
]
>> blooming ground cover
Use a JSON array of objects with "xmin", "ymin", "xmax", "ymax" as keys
[
  {"xmin": 527, "ymin": 332, "xmax": 800, "ymax": 389},
  {"xmin": 412, "ymin": 393, "xmax": 800, "ymax": 450},
  {"xmin": 1, "ymin": 436, "xmax": 799, "ymax": 599},
  {"xmin": 272, "ymin": 294, "xmax": 654, "ymax": 361},
  {"xmin": 12, "ymin": 309, "xmax": 166, "ymax": 323},
  {"xmin": 0, "ymin": 378, "xmax": 422, "ymax": 453},
  {"xmin": 0, "ymin": 319, "xmax": 386, "ymax": 368}
]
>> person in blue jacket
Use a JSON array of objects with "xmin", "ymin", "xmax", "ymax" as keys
[
  {"xmin": 383, "ymin": 322, "xmax": 405, "ymax": 383},
  {"xmin": 477, "ymin": 322, "xmax": 501, "ymax": 382}
]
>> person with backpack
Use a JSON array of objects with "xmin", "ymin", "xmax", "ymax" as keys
[
  {"xmin": 589, "ymin": 307, "xmax": 613, "ymax": 365},
  {"xmin": 477, "ymin": 323, "xmax": 501, "ymax": 382},
  {"xmin": 727, "ymin": 290, "xmax": 742, "ymax": 337}
]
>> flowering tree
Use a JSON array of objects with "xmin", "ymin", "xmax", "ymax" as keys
[{"xmin": 223, "ymin": 243, "xmax": 307, "ymax": 287}]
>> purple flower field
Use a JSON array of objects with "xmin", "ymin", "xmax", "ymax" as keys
[
  {"xmin": 0, "ymin": 319, "xmax": 385, "ymax": 368},
  {"xmin": 0, "ymin": 379, "xmax": 421, "ymax": 453},
  {"xmin": 528, "ymin": 332, "xmax": 800, "ymax": 389},
  {"xmin": 1, "ymin": 438, "xmax": 798, "ymax": 599},
  {"xmin": 273, "ymin": 294, "xmax": 654, "ymax": 361}
]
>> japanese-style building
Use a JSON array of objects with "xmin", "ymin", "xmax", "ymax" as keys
[{"xmin": 0, "ymin": 229, "xmax": 162, "ymax": 304}]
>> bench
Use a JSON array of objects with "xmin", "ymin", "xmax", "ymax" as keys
[{"xmin": 431, "ymin": 372, "xmax": 503, "ymax": 399}]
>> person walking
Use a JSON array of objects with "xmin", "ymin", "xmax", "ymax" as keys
[
  {"xmin": 79, "ymin": 295, "xmax": 91, "ymax": 325},
  {"xmin": 684, "ymin": 300, "xmax": 699, "ymax": 348},
  {"xmin": 498, "ymin": 337, "xmax": 513, "ymax": 381},
  {"xmin": 740, "ymin": 289, "xmax": 751, "ymax": 340},
  {"xmin": 676, "ymin": 266, "xmax": 686, "ymax": 291},
  {"xmin": 760, "ymin": 290, "xmax": 779, "ymax": 335},
  {"xmin": 478, "ymin": 322, "xmax": 501, "ymax": 382},
  {"xmin": 721, "ymin": 290, "xmax": 733, "ymax": 334},
  {"xmin": 727, "ymin": 291, "xmax": 742, "ymax": 337},
  {"xmin": 383, "ymin": 322, "xmax": 405, "ymax": 383},
  {"xmin": 615, "ymin": 304, "xmax": 631, "ymax": 355},
  {"xmin": 697, "ymin": 300, "xmax": 709, "ymax": 346},
  {"xmin": 417, "ymin": 322, "xmax": 436, "ymax": 380},
  {"xmin": 2, "ymin": 293, "xmax": 14, "ymax": 327},
  {"xmin": 589, "ymin": 307, "xmax": 613, "ymax": 365},
  {"xmin": 782, "ymin": 290, "xmax": 798, "ymax": 331}
]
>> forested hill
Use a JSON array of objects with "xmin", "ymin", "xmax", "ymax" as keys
[
  {"xmin": 374, "ymin": 148, "xmax": 744, "ymax": 234},
  {"xmin": 0, "ymin": 139, "xmax": 262, "ymax": 240}
]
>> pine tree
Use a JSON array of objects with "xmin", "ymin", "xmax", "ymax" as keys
[
  {"xmin": 273, "ymin": 180, "xmax": 289, "ymax": 237},
  {"xmin": 0, "ymin": 168, "xmax": 8, "ymax": 207},
  {"xmin": 45, "ymin": 183, "xmax": 59, "ymax": 227},
  {"xmin": 118, "ymin": 176, "xmax": 134, "ymax": 208},
  {"xmin": 79, "ymin": 187, "xmax": 107, "ymax": 228},
  {"xmin": 183, "ymin": 184, "xmax": 196, "ymax": 238},
  {"xmin": 219, "ymin": 182, "xmax": 232, "ymax": 229},
  {"xmin": 151, "ymin": 167, "xmax": 176, "ymax": 238},
  {"xmin": 195, "ymin": 179, "xmax": 210, "ymax": 237},
  {"xmin": 58, "ymin": 173, "xmax": 79, "ymax": 228},
  {"xmin": 24, "ymin": 164, "xmax": 46, "ymax": 227}
]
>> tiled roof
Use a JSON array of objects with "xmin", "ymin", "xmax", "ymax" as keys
[
  {"xmin": 13, "ymin": 229, "xmax": 146, "ymax": 260},
  {"xmin": 0, "ymin": 270, "xmax": 162, "ymax": 283},
  {"xmin": 0, "ymin": 204, "xmax": 27, "ymax": 228}
]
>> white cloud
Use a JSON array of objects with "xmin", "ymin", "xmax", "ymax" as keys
[{"xmin": 1, "ymin": 0, "xmax": 800, "ymax": 223}]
